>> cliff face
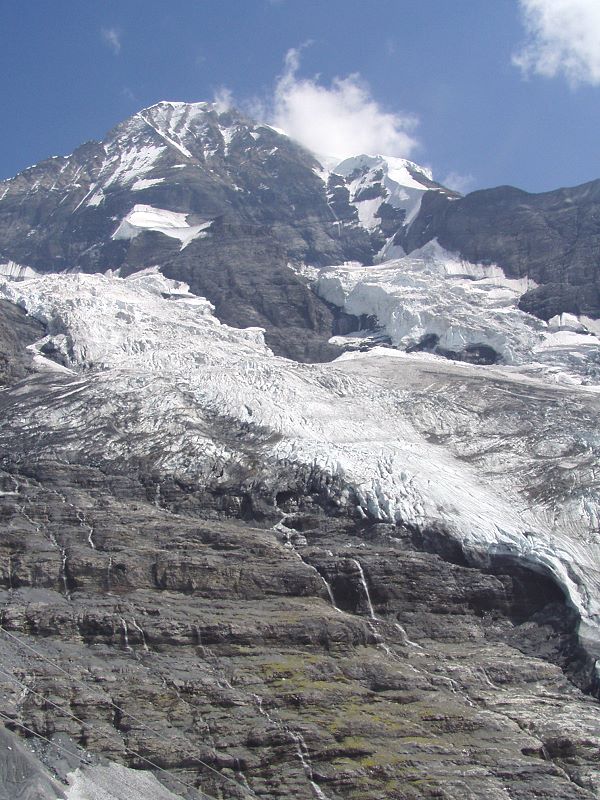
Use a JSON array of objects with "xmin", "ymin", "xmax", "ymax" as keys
[
  {"xmin": 1, "ymin": 454, "xmax": 598, "ymax": 800},
  {"xmin": 402, "ymin": 180, "xmax": 600, "ymax": 321}
]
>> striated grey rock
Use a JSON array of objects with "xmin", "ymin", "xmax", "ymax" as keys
[
  {"xmin": 0, "ymin": 727, "xmax": 65, "ymax": 800},
  {"xmin": 0, "ymin": 457, "xmax": 599, "ymax": 799}
]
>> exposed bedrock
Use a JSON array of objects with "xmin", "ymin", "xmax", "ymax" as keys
[
  {"xmin": 0, "ymin": 299, "xmax": 45, "ymax": 387},
  {"xmin": 1, "ymin": 459, "xmax": 600, "ymax": 799},
  {"xmin": 402, "ymin": 182, "xmax": 600, "ymax": 321},
  {"xmin": 0, "ymin": 276, "xmax": 599, "ymax": 797}
]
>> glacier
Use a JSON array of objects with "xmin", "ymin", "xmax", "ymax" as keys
[
  {"xmin": 314, "ymin": 240, "xmax": 600, "ymax": 386},
  {"xmin": 1, "ymin": 264, "xmax": 599, "ymax": 669}
]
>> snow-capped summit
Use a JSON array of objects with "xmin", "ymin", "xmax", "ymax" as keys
[{"xmin": 329, "ymin": 153, "xmax": 456, "ymax": 251}]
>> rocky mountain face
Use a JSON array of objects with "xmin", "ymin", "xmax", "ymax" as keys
[
  {"xmin": 0, "ymin": 102, "xmax": 600, "ymax": 800},
  {"xmin": 0, "ymin": 101, "xmax": 449, "ymax": 361},
  {"xmin": 1, "ymin": 101, "xmax": 598, "ymax": 358},
  {"xmin": 402, "ymin": 180, "xmax": 600, "ymax": 321}
]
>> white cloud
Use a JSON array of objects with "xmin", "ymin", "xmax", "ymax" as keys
[
  {"xmin": 213, "ymin": 87, "xmax": 233, "ymax": 114},
  {"xmin": 121, "ymin": 87, "xmax": 137, "ymax": 103},
  {"xmin": 513, "ymin": 0, "xmax": 600, "ymax": 86},
  {"xmin": 101, "ymin": 27, "xmax": 122, "ymax": 55},
  {"xmin": 271, "ymin": 48, "xmax": 419, "ymax": 159},
  {"xmin": 441, "ymin": 171, "xmax": 475, "ymax": 195}
]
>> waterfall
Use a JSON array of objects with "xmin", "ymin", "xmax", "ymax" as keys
[
  {"xmin": 120, "ymin": 617, "xmax": 131, "ymax": 650},
  {"xmin": 106, "ymin": 555, "xmax": 113, "ymax": 589},
  {"xmin": 273, "ymin": 516, "xmax": 341, "ymax": 612},
  {"xmin": 130, "ymin": 617, "xmax": 149, "ymax": 651},
  {"xmin": 350, "ymin": 558, "xmax": 376, "ymax": 619},
  {"xmin": 252, "ymin": 692, "xmax": 332, "ymax": 799},
  {"xmin": 318, "ymin": 571, "xmax": 341, "ymax": 612},
  {"xmin": 290, "ymin": 730, "xmax": 331, "ymax": 800},
  {"xmin": 351, "ymin": 560, "xmax": 424, "ymax": 652},
  {"xmin": 59, "ymin": 548, "xmax": 70, "ymax": 596},
  {"xmin": 393, "ymin": 622, "xmax": 422, "ymax": 650},
  {"xmin": 77, "ymin": 511, "xmax": 95, "ymax": 549}
]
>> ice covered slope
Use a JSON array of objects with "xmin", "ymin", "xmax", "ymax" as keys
[
  {"xmin": 314, "ymin": 241, "xmax": 600, "ymax": 385},
  {"xmin": 111, "ymin": 204, "xmax": 212, "ymax": 249},
  {"xmin": 1, "ymin": 270, "xmax": 600, "ymax": 661}
]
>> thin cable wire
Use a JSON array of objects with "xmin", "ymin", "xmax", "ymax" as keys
[
  {"xmin": 0, "ymin": 708, "xmax": 89, "ymax": 764},
  {"xmin": 0, "ymin": 624, "xmax": 256, "ymax": 798},
  {"xmin": 0, "ymin": 667, "xmax": 221, "ymax": 800}
]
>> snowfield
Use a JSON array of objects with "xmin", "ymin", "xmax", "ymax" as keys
[{"xmin": 1, "ymin": 266, "xmax": 599, "ymax": 664}]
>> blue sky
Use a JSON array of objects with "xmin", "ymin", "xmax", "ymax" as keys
[{"xmin": 1, "ymin": 0, "xmax": 599, "ymax": 192}]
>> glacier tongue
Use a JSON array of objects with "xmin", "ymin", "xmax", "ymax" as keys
[{"xmin": 1, "ymin": 270, "xmax": 600, "ymax": 658}]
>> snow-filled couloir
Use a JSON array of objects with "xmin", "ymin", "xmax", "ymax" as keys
[{"xmin": 1, "ymin": 269, "xmax": 599, "ymax": 663}]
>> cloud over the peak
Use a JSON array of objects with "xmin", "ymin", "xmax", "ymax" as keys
[
  {"xmin": 513, "ymin": 0, "xmax": 600, "ymax": 86},
  {"xmin": 271, "ymin": 48, "xmax": 419, "ymax": 159},
  {"xmin": 213, "ymin": 87, "xmax": 233, "ymax": 113}
]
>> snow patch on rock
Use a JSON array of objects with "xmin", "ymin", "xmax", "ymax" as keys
[
  {"xmin": 102, "ymin": 144, "xmax": 166, "ymax": 188},
  {"xmin": 111, "ymin": 204, "xmax": 212, "ymax": 249},
  {"xmin": 332, "ymin": 154, "xmax": 441, "ymax": 232},
  {"xmin": 131, "ymin": 177, "xmax": 165, "ymax": 191}
]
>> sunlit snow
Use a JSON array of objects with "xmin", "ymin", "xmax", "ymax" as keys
[
  {"xmin": 111, "ymin": 204, "xmax": 212, "ymax": 249},
  {"xmin": 332, "ymin": 154, "xmax": 442, "ymax": 233},
  {"xmin": 314, "ymin": 241, "xmax": 600, "ymax": 384}
]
